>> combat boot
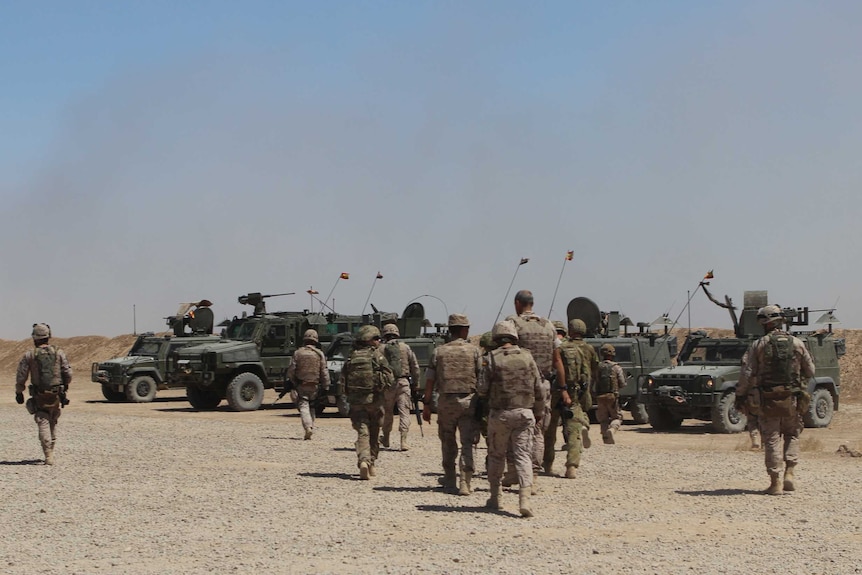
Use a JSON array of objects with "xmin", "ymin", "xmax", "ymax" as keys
[
  {"xmin": 765, "ymin": 471, "xmax": 782, "ymax": 495},
  {"xmin": 400, "ymin": 431, "xmax": 409, "ymax": 451},
  {"xmin": 304, "ymin": 429, "xmax": 313, "ymax": 440},
  {"xmin": 531, "ymin": 472, "xmax": 539, "ymax": 495},
  {"xmin": 369, "ymin": 462, "xmax": 377, "ymax": 477},
  {"xmin": 44, "ymin": 448, "xmax": 54, "ymax": 466},
  {"xmin": 581, "ymin": 427, "xmax": 591, "ymax": 449},
  {"xmin": 604, "ymin": 428, "xmax": 615, "ymax": 445},
  {"xmin": 542, "ymin": 461, "xmax": 554, "ymax": 476},
  {"xmin": 501, "ymin": 471, "xmax": 518, "ymax": 488},
  {"xmin": 438, "ymin": 469, "xmax": 457, "ymax": 490},
  {"xmin": 565, "ymin": 465, "xmax": 577, "ymax": 479},
  {"xmin": 359, "ymin": 461, "xmax": 370, "ymax": 480},
  {"xmin": 750, "ymin": 430, "xmax": 762, "ymax": 450},
  {"xmin": 380, "ymin": 433, "xmax": 390, "ymax": 448},
  {"xmin": 518, "ymin": 488, "xmax": 533, "ymax": 518},
  {"xmin": 486, "ymin": 483, "xmax": 501, "ymax": 510},
  {"xmin": 783, "ymin": 463, "xmax": 796, "ymax": 492},
  {"xmin": 458, "ymin": 470, "xmax": 473, "ymax": 496}
]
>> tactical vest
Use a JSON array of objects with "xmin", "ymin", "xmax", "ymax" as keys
[
  {"xmin": 292, "ymin": 346, "xmax": 324, "ymax": 383},
  {"xmin": 31, "ymin": 346, "xmax": 61, "ymax": 392},
  {"xmin": 487, "ymin": 347, "xmax": 536, "ymax": 411},
  {"xmin": 510, "ymin": 314, "xmax": 554, "ymax": 376},
  {"xmin": 760, "ymin": 332, "xmax": 798, "ymax": 391},
  {"xmin": 345, "ymin": 347, "xmax": 391, "ymax": 393},
  {"xmin": 596, "ymin": 361, "xmax": 617, "ymax": 395},
  {"xmin": 383, "ymin": 341, "xmax": 404, "ymax": 379},
  {"xmin": 435, "ymin": 340, "xmax": 479, "ymax": 394},
  {"xmin": 558, "ymin": 340, "xmax": 587, "ymax": 389},
  {"xmin": 571, "ymin": 339, "xmax": 596, "ymax": 381}
]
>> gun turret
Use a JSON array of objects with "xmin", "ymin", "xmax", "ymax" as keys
[{"xmin": 238, "ymin": 292, "xmax": 294, "ymax": 315}]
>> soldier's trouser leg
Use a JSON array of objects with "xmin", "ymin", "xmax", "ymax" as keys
[
  {"xmin": 351, "ymin": 403, "xmax": 382, "ymax": 467},
  {"xmin": 382, "ymin": 384, "xmax": 398, "ymax": 439},
  {"xmin": 564, "ymin": 413, "xmax": 584, "ymax": 468},
  {"xmin": 369, "ymin": 404, "xmax": 383, "ymax": 463},
  {"xmin": 436, "ymin": 395, "xmax": 464, "ymax": 480},
  {"xmin": 394, "ymin": 381, "xmax": 412, "ymax": 433},
  {"xmin": 291, "ymin": 385, "xmax": 317, "ymax": 431},
  {"xmin": 456, "ymin": 411, "xmax": 477, "ymax": 473},
  {"xmin": 488, "ymin": 409, "xmax": 534, "ymax": 489},
  {"xmin": 531, "ymin": 379, "xmax": 551, "ymax": 472},
  {"xmin": 35, "ymin": 408, "xmax": 60, "ymax": 451},
  {"xmin": 760, "ymin": 414, "xmax": 803, "ymax": 476},
  {"xmin": 543, "ymin": 391, "xmax": 562, "ymax": 470}
]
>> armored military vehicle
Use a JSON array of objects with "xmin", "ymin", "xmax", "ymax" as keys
[
  {"xmin": 567, "ymin": 297, "xmax": 677, "ymax": 424},
  {"xmin": 172, "ymin": 293, "xmax": 433, "ymax": 412},
  {"xmin": 91, "ymin": 301, "xmax": 219, "ymax": 402},
  {"xmin": 639, "ymin": 287, "xmax": 844, "ymax": 432}
]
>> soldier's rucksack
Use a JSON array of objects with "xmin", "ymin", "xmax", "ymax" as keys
[
  {"xmin": 559, "ymin": 341, "xmax": 587, "ymax": 389},
  {"xmin": 383, "ymin": 341, "xmax": 403, "ymax": 379},
  {"xmin": 33, "ymin": 345, "xmax": 60, "ymax": 392},
  {"xmin": 595, "ymin": 361, "xmax": 615, "ymax": 395},
  {"xmin": 763, "ymin": 332, "xmax": 795, "ymax": 389},
  {"xmin": 345, "ymin": 347, "xmax": 392, "ymax": 393}
]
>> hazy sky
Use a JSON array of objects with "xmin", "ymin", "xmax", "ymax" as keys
[{"xmin": 2, "ymin": 1, "xmax": 860, "ymax": 339}]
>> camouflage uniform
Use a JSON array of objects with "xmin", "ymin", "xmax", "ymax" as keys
[
  {"xmin": 287, "ymin": 332, "xmax": 330, "ymax": 440},
  {"xmin": 424, "ymin": 314, "xmax": 482, "ymax": 492},
  {"xmin": 741, "ymin": 311, "xmax": 815, "ymax": 494},
  {"xmin": 341, "ymin": 326, "xmax": 394, "ymax": 479},
  {"xmin": 736, "ymin": 349, "xmax": 761, "ymax": 449},
  {"xmin": 596, "ymin": 352, "xmax": 625, "ymax": 444},
  {"xmin": 15, "ymin": 324, "xmax": 72, "ymax": 465},
  {"xmin": 380, "ymin": 331, "xmax": 420, "ymax": 450}
]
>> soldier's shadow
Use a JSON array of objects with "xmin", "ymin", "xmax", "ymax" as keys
[
  {"xmin": 297, "ymin": 471, "xmax": 356, "ymax": 481},
  {"xmin": 416, "ymin": 504, "xmax": 520, "ymax": 518},
  {"xmin": 373, "ymin": 485, "xmax": 438, "ymax": 493},
  {"xmin": 0, "ymin": 459, "xmax": 44, "ymax": 466},
  {"xmin": 676, "ymin": 488, "xmax": 763, "ymax": 496}
]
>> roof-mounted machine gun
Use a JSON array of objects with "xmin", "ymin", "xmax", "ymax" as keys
[
  {"xmin": 166, "ymin": 299, "xmax": 215, "ymax": 336},
  {"xmin": 238, "ymin": 292, "xmax": 294, "ymax": 316}
]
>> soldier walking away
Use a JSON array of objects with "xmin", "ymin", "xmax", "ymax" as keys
[
  {"xmin": 506, "ymin": 290, "xmax": 564, "ymax": 493},
  {"xmin": 15, "ymin": 324, "xmax": 72, "ymax": 465},
  {"xmin": 341, "ymin": 325, "xmax": 394, "ymax": 480},
  {"xmin": 566, "ymin": 319, "xmax": 596, "ymax": 448},
  {"xmin": 287, "ymin": 329, "xmax": 330, "ymax": 440},
  {"xmin": 479, "ymin": 321, "xmax": 544, "ymax": 517},
  {"xmin": 738, "ymin": 305, "xmax": 815, "ymax": 495},
  {"xmin": 596, "ymin": 344, "xmax": 625, "ymax": 444},
  {"xmin": 379, "ymin": 323, "xmax": 420, "ymax": 451},
  {"xmin": 423, "ymin": 314, "xmax": 482, "ymax": 495}
]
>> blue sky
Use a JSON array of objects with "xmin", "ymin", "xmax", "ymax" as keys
[{"xmin": 2, "ymin": 1, "xmax": 861, "ymax": 338}]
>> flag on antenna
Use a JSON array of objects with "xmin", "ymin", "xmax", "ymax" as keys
[
  {"xmin": 519, "ymin": 258, "xmax": 529, "ymax": 265},
  {"xmin": 340, "ymin": 272, "xmax": 350, "ymax": 280},
  {"xmin": 376, "ymin": 272, "xmax": 383, "ymax": 279},
  {"xmin": 307, "ymin": 289, "xmax": 319, "ymax": 295},
  {"xmin": 703, "ymin": 270, "xmax": 714, "ymax": 280},
  {"xmin": 566, "ymin": 250, "xmax": 574, "ymax": 261}
]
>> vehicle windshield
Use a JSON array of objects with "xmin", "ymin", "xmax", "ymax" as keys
[
  {"xmin": 686, "ymin": 342, "xmax": 748, "ymax": 364},
  {"xmin": 225, "ymin": 320, "xmax": 259, "ymax": 341},
  {"xmin": 129, "ymin": 339, "xmax": 162, "ymax": 357},
  {"xmin": 328, "ymin": 341, "xmax": 354, "ymax": 360}
]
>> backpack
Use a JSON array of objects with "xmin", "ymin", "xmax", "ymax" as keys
[
  {"xmin": 559, "ymin": 341, "xmax": 587, "ymax": 390},
  {"xmin": 383, "ymin": 341, "xmax": 403, "ymax": 379},
  {"xmin": 596, "ymin": 361, "xmax": 615, "ymax": 395},
  {"xmin": 762, "ymin": 333, "xmax": 795, "ymax": 389},
  {"xmin": 33, "ymin": 346, "xmax": 60, "ymax": 392},
  {"xmin": 346, "ymin": 347, "xmax": 392, "ymax": 393}
]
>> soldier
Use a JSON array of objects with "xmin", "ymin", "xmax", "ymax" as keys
[
  {"xmin": 566, "ymin": 319, "xmax": 597, "ymax": 447},
  {"xmin": 423, "ymin": 314, "xmax": 482, "ymax": 495},
  {"xmin": 15, "ymin": 323, "xmax": 72, "ymax": 465},
  {"xmin": 341, "ymin": 325, "xmax": 394, "ymax": 480},
  {"xmin": 506, "ymin": 290, "xmax": 564, "ymax": 492},
  {"xmin": 479, "ymin": 321, "xmax": 544, "ymax": 517},
  {"xmin": 379, "ymin": 323, "xmax": 420, "ymax": 451},
  {"xmin": 596, "ymin": 343, "xmax": 625, "ymax": 444},
  {"xmin": 542, "ymin": 320, "xmax": 572, "ymax": 476},
  {"xmin": 738, "ymin": 305, "xmax": 815, "ymax": 495},
  {"xmin": 737, "ymin": 349, "xmax": 761, "ymax": 450},
  {"xmin": 287, "ymin": 329, "xmax": 330, "ymax": 440}
]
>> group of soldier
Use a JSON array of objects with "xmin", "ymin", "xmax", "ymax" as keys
[{"xmin": 12, "ymin": 295, "xmax": 816, "ymax": 511}]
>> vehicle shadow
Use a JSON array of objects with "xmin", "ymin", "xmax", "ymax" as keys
[
  {"xmin": 631, "ymin": 424, "xmax": 723, "ymax": 435},
  {"xmin": 86, "ymin": 396, "xmax": 188, "ymax": 405},
  {"xmin": 297, "ymin": 472, "xmax": 357, "ymax": 481},
  {"xmin": 676, "ymin": 488, "xmax": 763, "ymax": 496},
  {"xmin": 0, "ymin": 459, "xmax": 45, "ymax": 466},
  {"xmin": 415, "ymin": 504, "xmax": 519, "ymax": 518}
]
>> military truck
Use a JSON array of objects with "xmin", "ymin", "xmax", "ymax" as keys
[
  {"xmin": 91, "ymin": 302, "xmax": 219, "ymax": 402},
  {"xmin": 639, "ymin": 287, "xmax": 844, "ymax": 433},
  {"xmin": 171, "ymin": 293, "xmax": 433, "ymax": 412},
  {"xmin": 566, "ymin": 297, "xmax": 677, "ymax": 424}
]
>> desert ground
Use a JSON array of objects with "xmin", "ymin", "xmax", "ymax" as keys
[{"xmin": 1, "ymin": 331, "xmax": 861, "ymax": 575}]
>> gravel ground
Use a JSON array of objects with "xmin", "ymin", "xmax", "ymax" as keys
[{"xmin": 2, "ymin": 385, "xmax": 861, "ymax": 575}]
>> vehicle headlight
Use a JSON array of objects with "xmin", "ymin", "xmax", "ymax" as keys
[{"xmin": 704, "ymin": 377, "xmax": 714, "ymax": 390}]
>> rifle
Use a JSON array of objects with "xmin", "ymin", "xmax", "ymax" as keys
[
  {"xmin": 410, "ymin": 378, "xmax": 424, "ymax": 437},
  {"xmin": 272, "ymin": 379, "xmax": 294, "ymax": 406}
]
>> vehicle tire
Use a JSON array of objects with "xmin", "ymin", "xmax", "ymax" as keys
[
  {"xmin": 711, "ymin": 392, "xmax": 747, "ymax": 433},
  {"xmin": 630, "ymin": 402, "xmax": 650, "ymax": 425},
  {"xmin": 125, "ymin": 375, "xmax": 157, "ymax": 403},
  {"xmin": 187, "ymin": 386, "xmax": 221, "ymax": 410},
  {"xmin": 803, "ymin": 387, "xmax": 834, "ymax": 428},
  {"xmin": 101, "ymin": 384, "xmax": 126, "ymax": 402},
  {"xmin": 225, "ymin": 372, "xmax": 265, "ymax": 411},
  {"xmin": 337, "ymin": 395, "xmax": 350, "ymax": 417},
  {"xmin": 647, "ymin": 405, "xmax": 683, "ymax": 431}
]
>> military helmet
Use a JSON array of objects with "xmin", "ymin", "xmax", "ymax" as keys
[
  {"xmin": 492, "ymin": 320, "xmax": 519, "ymax": 342},
  {"xmin": 479, "ymin": 331, "xmax": 495, "ymax": 350},
  {"xmin": 757, "ymin": 304, "xmax": 784, "ymax": 325},
  {"xmin": 356, "ymin": 325, "xmax": 382, "ymax": 342},
  {"xmin": 600, "ymin": 343, "xmax": 616, "ymax": 357},
  {"xmin": 31, "ymin": 323, "xmax": 51, "ymax": 339},
  {"xmin": 569, "ymin": 319, "xmax": 587, "ymax": 336},
  {"xmin": 552, "ymin": 320, "xmax": 567, "ymax": 335},
  {"xmin": 303, "ymin": 329, "xmax": 319, "ymax": 343},
  {"xmin": 381, "ymin": 323, "xmax": 400, "ymax": 338},
  {"xmin": 448, "ymin": 313, "xmax": 470, "ymax": 327}
]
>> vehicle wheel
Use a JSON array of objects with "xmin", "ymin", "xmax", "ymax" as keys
[
  {"xmin": 711, "ymin": 392, "xmax": 747, "ymax": 433},
  {"xmin": 225, "ymin": 372, "xmax": 265, "ymax": 411},
  {"xmin": 803, "ymin": 387, "xmax": 834, "ymax": 428},
  {"xmin": 630, "ymin": 402, "xmax": 650, "ymax": 425},
  {"xmin": 337, "ymin": 395, "xmax": 350, "ymax": 417},
  {"xmin": 647, "ymin": 405, "xmax": 683, "ymax": 431},
  {"xmin": 101, "ymin": 384, "xmax": 126, "ymax": 402},
  {"xmin": 125, "ymin": 375, "xmax": 157, "ymax": 403},
  {"xmin": 187, "ymin": 386, "xmax": 221, "ymax": 410}
]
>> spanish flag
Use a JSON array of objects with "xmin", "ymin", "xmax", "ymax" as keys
[
  {"xmin": 307, "ymin": 289, "xmax": 319, "ymax": 295},
  {"xmin": 566, "ymin": 250, "xmax": 574, "ymax": 261},
  {"xmin": 340, "ymin": 272, "xmax": 350, "ymax": 280},
  {"xmin": 519, "ymin": 258, "xmax": 529, "ymax": 265},
  {"xmin": 376, "ymin": 272, "xmax": 383, "ymax": 279},
  {"xmin": 703, "ymin": 270, "xmax": 714, "ymax": 280}
]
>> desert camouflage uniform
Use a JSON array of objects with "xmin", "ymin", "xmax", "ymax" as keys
[
  {"xmin": 742, "ymin": 330, "xmax": 815, "ymax": 477},
  {"xmin": 596, "ymin": 359, "xmax": 625, "ymax": 442},
  {"xmin": 381, "ymin": 340, "xmax": 420, "ymax": 445},
  {"xmin": 16, "ymin": 344, "xmax": 72, "ymax": 461},
  {"xmin": 342, "ymin": 345, "xmax": 393, "ymax": 472},
  {"xmin": 426, "ymin": 337, "xmax": 482, "ymax": 487},
  {"xmin": 287, "ymin": 343, "xmax": 330, "ymax": 437}
]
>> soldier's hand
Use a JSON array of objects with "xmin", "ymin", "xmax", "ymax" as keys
[
  {"xmin": 561, "ymin": 390, "xmax": 573, "ymax": 407},
  {"xmin": 15, "ymin": 392, "xmax": 24, "ymax": 405},
  {"xmin": 422, "ymin": 403, "xmax": 432, "ymax": 422}
]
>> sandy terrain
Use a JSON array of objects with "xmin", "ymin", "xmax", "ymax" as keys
[{"xmin": 1, "ymin": 333, "xmax": 861, "ymax": 574}]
